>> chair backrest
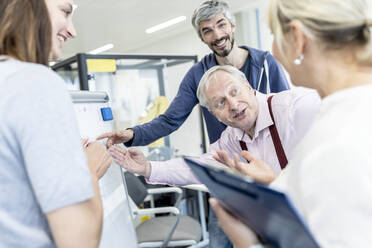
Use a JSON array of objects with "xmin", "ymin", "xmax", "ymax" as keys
[{"xmin": 124, "ymin": 171, "xmax": 148, "ymax": 206}]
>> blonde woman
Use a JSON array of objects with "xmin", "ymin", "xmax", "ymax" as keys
[{"xmin": 211, "ymin": 0, "xmax": 372, "ymax": 247}]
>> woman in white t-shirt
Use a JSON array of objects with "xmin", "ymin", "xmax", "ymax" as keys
[
  {"xmin": 211, "ymin": 0, "xmax": 372, "ymax": 247},
  {"xmin": 0, "ymin": 0, "xmax": 111, "ymax": 247}
]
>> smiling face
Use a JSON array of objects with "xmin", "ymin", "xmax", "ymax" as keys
[
  {"xmin": 45, "ymin": 0, "xmax": 77, "ymax": 60},
  {"xmin": 205, "ymin": 70, "xmax": 259, "ymax": 132},
  {"xmin": 199, "ymin": 13, "xmax": 236, "ymax": 57}
]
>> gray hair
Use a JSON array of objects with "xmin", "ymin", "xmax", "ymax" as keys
[
  {"xmin": 197, "ymin": 65, "xmax": 247, "ymax": 110},
  {"xmin": 192, "ymin": 0, "xmax": 236, "ymax": 39},
  {"xmin": 268, "ymin": 0, "xmax": 372, "ymax": 65}
]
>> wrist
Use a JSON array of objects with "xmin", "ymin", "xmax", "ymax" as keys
[
  {"xmin": 124, "ymin": 128, "xmax": 135, "ymax": 146},
  {"xmin": 145, "ymin": 161, "xmax": 152, "ymax": 179},
  {"xmin": 127, "ymin": 128, "xmax": 134, "ymax": 136}
]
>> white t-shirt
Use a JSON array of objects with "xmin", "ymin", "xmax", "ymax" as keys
[
  {"xmin": 272, "ymin": 84, "xmax": 372, "ymax": 247},
  {"xmin": 0, "ymin": 58, "xmax": 94, "ymax": 247}
]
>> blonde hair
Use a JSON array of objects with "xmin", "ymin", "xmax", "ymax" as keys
[
  {"xmin": 197, "ymin": 65, "xmax": 247, "ymax": 110},
  {"xmin": 268, "ymin": 0, "xmax": 372, "ymax": 65}
]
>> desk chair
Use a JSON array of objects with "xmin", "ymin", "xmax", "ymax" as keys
[{"xmin": 124, "ymin": 171, "xmax": 204, "ymax": 247}]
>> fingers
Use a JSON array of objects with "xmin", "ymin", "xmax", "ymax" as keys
[
  {"xmin": 233, "ymin": 153, "xmax": 240, "ymax": 166},
  {"xmin": 96, "ymin": 131, "xmax": 119, "ymax": 148},
  {"xmin": 109, "ymin": 145, "xmax": 127, "ymax": 154},
  {"xmin": 209, "ymin": 198, "xmax": 260, "ymax": 248},
  {"xmin": 96, "ymin": 132, "xmax": 115, "ymax": 149},
  {"xmin": 97, "ymin": 154, "xmax": 112, "ymax": 179},
  {"xmin": 96, "ymin": 132, "xmax": 113, "ymax": 141},
  {"xmin": 106, "ymin": 139, "xmax": 114, "ymax": 149},
  {"xmin": 213, "ymin": 152, "xmax": 225, "ymax": 164},
  {"xmin": 109, "ymin": 150, "xmax": 121, "ymax": 160},
  {"xmin": 128, "ymin": 148, "xmax": 143, "ymax": 157},
  {"xmin": 108, "ymin": 146, "xmax": 127, "ymax": 161},
  {"xmin": 232, "ymin": 155, "xmax": 251, "ymax": 177},
  {"xmin": 110, "ymin": 151, "xmax": 126, "ymax": 168},
  {"xmin": 214, "ymin": 150, "xmax": 235, "ymax": 168},
  {"xmin": 81, "ymin": 138, "xmax": 89, "ymax": 147},
  {"xmin": 233, "ymin": 153, "xmax": 248, "ymax": 174},
  {"xmin": 85, "ymin": 142, "xmax": 112, "ymax": 178},
  {"xmin": 241, "ymin": 151, "xmax": 255, "ymax": 163},
  {"xmin": 209, "ymin": 198, "xmax": 237, "ymax": 223}
]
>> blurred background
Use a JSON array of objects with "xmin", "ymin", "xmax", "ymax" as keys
[{"xmin": 61, "ymin": 0, "xmax": 272, "ymax": 59}]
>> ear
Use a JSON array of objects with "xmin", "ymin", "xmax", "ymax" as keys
[
  {"xmin": 288, "ymin": 20, "xmax": 307, "ymax": 58},
  {"xmin": 244, "ymin": 80, "xmax": 253, "ymax": 90},
  {"xmin": 200, "ymin": 33, "xmax": 206, "ymax": 43},
  {"xmin": 198, "ymin": 26, "xmax": 208, "ymax": 44}
]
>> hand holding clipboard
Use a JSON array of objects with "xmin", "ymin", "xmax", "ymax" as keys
[{"xmin": 183, "ymin": 157, "xmax": 320, "ymax": 248}]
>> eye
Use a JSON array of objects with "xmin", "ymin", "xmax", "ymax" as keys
[
  {"xmin": 218, "ymin": 23, "xmax": 226, "ymax": 28},
  {"xmin": 203, "ymin": 29, "xmax": 211, "ymax": 35},
  {"xmin": 61, "ymin": 8, "xmax": 72, "ymax": 17},
  {"xmin": 231, "ymin": 88, "xmax": 238, "ymax": 96},
  {"xmin": 216, "ymin": 99, "xmax": 225, "ymax": 109}
]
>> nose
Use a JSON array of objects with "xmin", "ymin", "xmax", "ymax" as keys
[
  {"xmin": 227, "ymin": 97, "xmax": 239, "ymax": 111},
  {"xmin": 67, "ymin": 20, "xmax": 77, "ymax": 38},
  {"xmin": 212, "ymin": 28, "xmax": 224, "ymax": 41}
]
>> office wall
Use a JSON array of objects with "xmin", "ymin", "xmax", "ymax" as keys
[
  {"xmin": 127, "ymin": 29, "xmax": 210, "ymax": 61},
  {"xmin": 128, "ymin": 0, "xmax": 271, "ymax": 56}
]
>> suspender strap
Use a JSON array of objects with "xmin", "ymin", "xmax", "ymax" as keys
[
  {"xmin": 239, "ymin": 140, "xmax": 248, "ymax": 151},
  {"xmin": 239, "ymin": 135, "xmax": 250, "ymax": 162},
  {"xmin": 267, "ymin": 96, "xmax": 288, "ymax": 169}
]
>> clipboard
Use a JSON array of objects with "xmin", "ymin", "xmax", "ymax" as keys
[{"xmin": 183, "ymin": 157, "xmax": 320, "ymax": 248}]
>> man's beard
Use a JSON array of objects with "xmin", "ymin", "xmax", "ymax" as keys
[{"xmin": 212, "ymin": 35, "xmax": 235, "ymax": 58}]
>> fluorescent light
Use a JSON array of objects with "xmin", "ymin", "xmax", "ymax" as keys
[
  {"xmin": 146, "ymin": 16, "xmax": 186, "ymax": 34},
  {"xmin": 89, "ymin": 43, "xmax": 114, "ymax": 54}
]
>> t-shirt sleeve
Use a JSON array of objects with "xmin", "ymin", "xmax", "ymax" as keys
[{"xmin": 9, "ymin": 66, "xmax": 94, "ymax": 213}]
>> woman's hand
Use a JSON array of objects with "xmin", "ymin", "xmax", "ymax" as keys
[
  {"xmin": 210, "ymin": 198, "xmax": 260, "ymax": 248},
  {"xmin": 84, "ymin": 140, "xmax": 112, "ymax": 179}
]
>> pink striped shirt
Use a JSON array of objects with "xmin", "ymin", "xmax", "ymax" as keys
[{"xmin": 148, "ymin": 87, "xmax": 320, "ymax": 186}]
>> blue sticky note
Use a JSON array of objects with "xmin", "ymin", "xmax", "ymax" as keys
[{"xmin": 101, "ymin": 107, "xmax": 113, "ymax": 121}]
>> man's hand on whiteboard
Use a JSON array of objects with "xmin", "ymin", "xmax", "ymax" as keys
[
  {"xmin": 84, "ymin": 140, "xmax": 112, "ymax": 179},
  {"xmin": 109, "ymin": 146, "xmax": 151, "ymax": 178},
  {"xmin": 96, "ymin": 129, "xmax": 134, "ymax": 148}
]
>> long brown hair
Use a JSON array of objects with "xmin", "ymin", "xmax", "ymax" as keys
[{"xmin": 0, "ymin": 0, "xmax": 52, "ymax": 66}]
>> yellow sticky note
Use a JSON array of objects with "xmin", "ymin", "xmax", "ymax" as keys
[{"xmin": 87, "ymin": 59, "xmax": 116, "ymax": 72}]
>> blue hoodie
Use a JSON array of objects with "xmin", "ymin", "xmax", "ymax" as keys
[{"xmin": 128, "ymin": 46, "xmax": 289, "ymax": 146}]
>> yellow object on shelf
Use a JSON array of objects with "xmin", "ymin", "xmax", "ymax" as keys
[
  {"xmin": 87, "ymin": 59, "xmax": 116, "ymax": 72},
  {"xmin": 137, "ymin": 96, "xmax": 169, "ymax": 147},
  {"xmin": 140, "ymin": 215, "xmax": 150, "ymax": 222}
]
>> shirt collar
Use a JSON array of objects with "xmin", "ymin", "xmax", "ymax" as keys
[{"xmin": 234, "ymin": 91, "xmax": 273, "ymax": 142}]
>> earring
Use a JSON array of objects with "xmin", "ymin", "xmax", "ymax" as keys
[{"xmin": 294, "ymin": 54, "xmax": 304, "ymax": 66}]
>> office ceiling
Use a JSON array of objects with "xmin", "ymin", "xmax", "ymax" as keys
[{"xmin": 62, "ymin": 0, "xmax": 259, "ymax": 58}]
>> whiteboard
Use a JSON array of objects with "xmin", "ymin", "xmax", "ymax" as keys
[{"xmin": 70, "ymin": 91, "xmax": 138, "ymax": 248}]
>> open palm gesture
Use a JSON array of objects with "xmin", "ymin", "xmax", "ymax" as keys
[{"xmin": 109, "ymin": 146, "xmax": 151, "ymax": 178}]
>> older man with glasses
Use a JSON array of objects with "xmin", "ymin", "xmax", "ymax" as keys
[{"xmin": 108, "ymin": 65, "xmax": 320, "ymax": 246}]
